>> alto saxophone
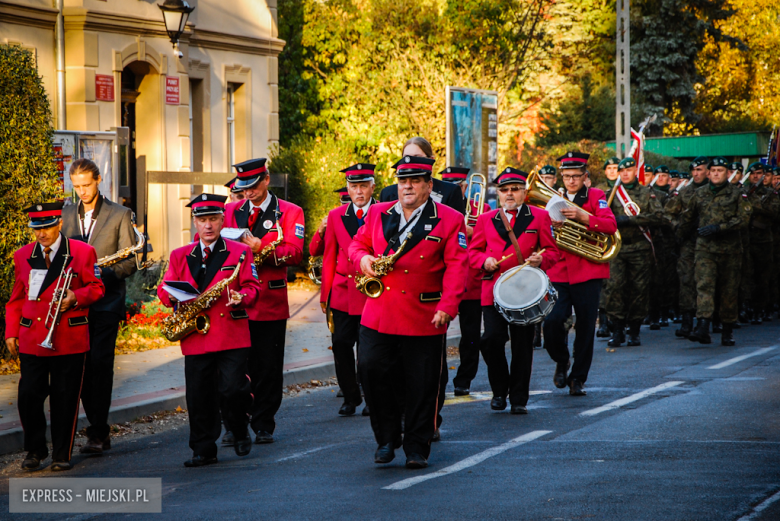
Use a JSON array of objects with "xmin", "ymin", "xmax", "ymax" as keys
[
  {"xmin": 254, "ymin": 221, "xmax": 292, "ymax": 266},
  {"xmin": 354, "ymin": 232, "xmax": 412, "ymax": 299},
  {"xmin": 161, "ymin": 252, "xmax": 247, "ymax": 342},
  {"xmin": 97, "ymin": 226, "xmax": 147, "ymax": 268}
]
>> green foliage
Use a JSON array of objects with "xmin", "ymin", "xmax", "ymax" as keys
[{"xmin": 0, "ymin": 46, "xmax": 61, "ymax": 338}]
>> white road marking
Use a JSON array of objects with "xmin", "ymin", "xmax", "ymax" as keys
[
  {"xmin": 382, "ymin": 430, "xmax": 551, "ymax": 491},
  {"xmin": 275, "ymin": 443, "xmax": 341, "ymax": 462},
  {"xmin": 736, "ymin": 488, "xmax": 780, "ymax": 521},
  {"xmin": 707, "ymin": 347, "xmax": 776, "ymax": 370},
  {"xmin": 580, "ymin": 381, "xmax": 684, "ymax": 417}
]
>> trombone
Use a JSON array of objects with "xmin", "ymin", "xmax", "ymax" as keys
[
  {"xmin": 464, "ymin": 173, "xmax": 487, "ymax": 226},
  {"xmin": 39, "ymin": 262, "xmax": 75, "ymax": 351}
]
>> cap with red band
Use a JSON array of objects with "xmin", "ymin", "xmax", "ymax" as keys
[
  {"xmin": 25, "ymin": 201, "xmax": 64, "ymax": 229},
  {"xmin": 233, "ymin": 158, "xmax": 268, "ymax": 190},
  {"xmin": 557, "ymin": 151, "xmax": 590, "ymax": 170},
  {"xmin": 440, "ymin": 166, "xmax": 470, "ymax": 183},
  {"xmin": 495, "ymin": 167, "xmax": 529, "ymax": 186},
  {"xmin": 341, "ymin": 163, "xmax": 376, "ymax": 183},
  {"xmin": 186, "ymin": 193, "xmax": 228, "ymax": 216},
  {"xmin": 392, "ymin": 156, "xmax": 435, "ymax": 178},
  {"xmin": 223, "ymin": 177, "xmax": 243, "ymax": 193}
]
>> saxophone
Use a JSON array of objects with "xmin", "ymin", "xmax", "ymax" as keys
[
  {"xmin": 161, "ymin": 252, "xmax": 247, "ymax": 342},
  {"xmin": 253, "ymin": 221, "xmax": 292, "ymax": 266},
  {"xmin": 97, "ymin": 226, "xmax": 147, "ymax": 268},
  {"xmin": 354, "ymin": 232, "xmax": 412, "ymax": 299}
]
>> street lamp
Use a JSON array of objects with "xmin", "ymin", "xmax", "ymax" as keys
[{"xmin": 158, "ymin": 0, "xmax": 195, "ymax": 57}]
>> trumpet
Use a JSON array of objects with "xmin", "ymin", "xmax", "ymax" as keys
[
  {"xmin": 464, "ymin": 173, "xmax": 487, "ymax": 226},
  {"xmin": 307, "ymin": 256, "xmax": 323, "ymax": 285},
  {"xmin": 39, "ymin": 261, "xmax": 75, "ymax": 350}
]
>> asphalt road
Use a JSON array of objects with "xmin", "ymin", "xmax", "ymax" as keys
[{"xmin": 3, "ymin": 321, "xmax": 780, "ymax": 520}]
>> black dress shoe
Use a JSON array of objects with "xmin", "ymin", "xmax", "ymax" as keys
[
  {"xmin": 374, "ymin": 443, "xmax": 396, "ymax": 464},
  {"xmin": 362, "ymin": 405, "xmax": 370, "ymax": 416},
  {"xmin": 453, "ymin": 387, "xmax": 470, "ymax": 396},
  {"xmin": 339, "ymin": 403, "xmax": 357, "ymax": 416},
  {"xmin": 254, "ymin": 430, "xmax": 274, "ymax": 444},
  {"xmin": 490, "ymin": 396, "xmax": 507, "ymax": 411},
  {"xmin": 79, "ymin": 436, "xmax": 104, "ymax": 454},
  {"xmin": 337, "ymin": 389, "xmax": 344, "ymax": 398},
  {"xmin": 234, "ymin": 429, "xmax": 252, "ymax": 457},
  {"xmin": 569, "ymin": 379, "xmax": 587, "ymax": 396},
  {"xmin": 184, "ymin": 455, "xmax": 218, "ymax": 468},
  {"xmin": 50, "ymin": 460, "xmax": 72, "ymax": 472},
  {"xmin": 221, "ymin": 430, "xmax": 235, "ymax": 446},
  {"xmin": 406, "ymin": 453, "xmax": 429, "ymax": 469},
  {"xmin": 510, "ymin": 405, "xmax": 528, "ymax": 414},
  {"xmin": 432, "ymin": 429, "xmax": 441, "ymax": 442},
  {"xmin": 554, "ymin": 359, "xmax": 570, "ymax": 389},
  {"xmin": 21, "ymin": 452, "xmax": 46, "ymax": 471}
]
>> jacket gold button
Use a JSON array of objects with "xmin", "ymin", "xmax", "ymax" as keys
[
  {"xmin": 386, "ymin": 287, "xmax": 390, "ymax": 291},
  {"xmin": 37, "ymin": 317, "xmax": 41, "ymax": 321},
  {"xmin": 420, "ymin": 255, "xmax": 424, "ymax": 259},
  {"xmin": 404, "ymin": 270, "xmax": 408, "ymax": 274},
  {"xmin": 220, "ymin": 313, "xmax": 224, "ymax": 317},
  {"xmin": 401, "ymin": 290, "xmax": 405, "ymax": 294},
  {"xmin": 259, "ymin": 280, "xmax": 263, "ymax": 283},
  {"xmin": 348, "ymin": 275, "xmax": 352, "ymax": 278},
  {"xmin": 37, "ymin": 298, "xmax": 40, "ymax": 302}
]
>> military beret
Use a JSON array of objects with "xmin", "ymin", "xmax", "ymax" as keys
[
  {"xmin": 708, "ymin": 157, "xmax": 729, "ymax": 168},
  {"xmin": 747, "ymin": 161, "xmax": 765, "ymax": 174},
  {"xmin": 774, "ymin": 166, "xmax": 780, "ymax": 175},
  {"xmin": 654, "ymin": 165, "xmax": 670, "ymax": 174},
  {"xmin": 539, "ymin": 165, "xmax": 557, "ymax": 177},
  {"xmin": 618, "ymin": 157, "xmax": 636, "ymax": 170},
  {"xmin": 729, "ymin": 162, "xmax": 744, "ymax": 172},
  {"xmin": 604, "ymin": 157, "xmax": 620, "ymax": 169},
  {"xmin": 680, "ymin": 171, "xmax": 692, "ymax": 179},
  {"xmin": 669, "ymin": 170, "xmax": 680, "ymax": 178},
  {"xmin": 690, "ymin": 156, "xmax": 709, "ymax": 170},
  {"xmin": 644, "ymin": 164, "xmax": 653, "ymax": 172}
]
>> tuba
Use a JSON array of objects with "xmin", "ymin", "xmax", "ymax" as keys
[
  {"xmin": 464, "ymin": 173, "xmax": 487, "ymax": 226},
  {"xmin": 525, "ymin": 171, "xmax": 621, "ymax": 264}
]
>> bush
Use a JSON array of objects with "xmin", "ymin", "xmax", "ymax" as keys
[
  {"xmin": 0, "ymin": 46, "xmax": 61, "ymax": 347},
  {"xmin": 125, "ymin": 260, "xmax": 166, "ymax": 312}
]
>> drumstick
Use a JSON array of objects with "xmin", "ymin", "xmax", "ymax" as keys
[
  {"xmin": 502, "ymin": 248, "xmax": 546, "ymax": 283},
  {"xmin": 495, "ymin": 254, "xmax": 514, "ymax": 266}
]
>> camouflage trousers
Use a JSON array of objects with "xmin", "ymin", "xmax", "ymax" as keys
[
  {"xmin": 677, "ymin": 240, "xmax": 697, "ymax": 313},
  {"xmin": 695, "ymin": 249, "xmax": 742, "ymax": 323},
  {"xmin": 605, "ymin": 249, "xmax": 652, "ymax": 323},
  {"xmin": 748, "ymin": 241, "xmax": 774, "ymax": 311}
]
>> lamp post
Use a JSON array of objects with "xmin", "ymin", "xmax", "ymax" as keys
[{"xmin": 158, "ymin": 0, "xmax": 195, "ymax": 57}]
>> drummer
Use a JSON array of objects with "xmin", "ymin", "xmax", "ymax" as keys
[{"xmin": 468, "ymin": 168, "xmax": 559, "ymax": 414}]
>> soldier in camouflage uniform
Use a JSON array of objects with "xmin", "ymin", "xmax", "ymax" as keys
[
  {"xmin": 729, "ymin": 162, "xmax": 744, "ymax": 185},
  {"xmin": 743, "ymin": 162, "xmax": 780, "ymax": 324},
  {"xmin": 678, "ymin": 157, "xmax": 751, "ymax": 346},
  {"xmin": 595, "ymin": 157, "xmax": 621, "ymax": 338},
  {"xmin": 665, "ymin": 156, "xmax": 711, "ymax": 338},
  {"xmin": 648, "ymin": 166, "xmax": 676, "ymax": 329},
  {"xmin": 605, "ymin": 157, "xmax": 666, "ymax": 347}
]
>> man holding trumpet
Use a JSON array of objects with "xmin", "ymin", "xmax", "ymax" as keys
[{"xmin": 5, "ymin": 202, "xmax": 105, "ymax": 471}]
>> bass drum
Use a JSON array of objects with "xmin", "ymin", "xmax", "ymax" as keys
[{"xmin": 493, "ymin": 265, "xmax": 557, "ymax": 326}]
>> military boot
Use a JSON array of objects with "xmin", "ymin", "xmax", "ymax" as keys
[
  {"xmin": 608, "ymin": 320, "xmax": 625, "ymax": 347},
  {"xmin": 649, "ymin": 311, "xmax": 660, "ymax": 331},
  {"xmin": 659, "ymin": 309, "xmax": 669, "ymax": 327},
  {"xmin": 675, "ymin": 312, "xmax": 693, "ymax": 338},
  {"xmin": 596, "ymin": 310, "xmax": 610, "ymax": 338},
  {"xmin": 738, "ymin": 303, "xmax": 750, "ymax": 324},
  {"xmin": 672, "ymin": 308, "xmax": 682, "ymax": 324},
  {"xmin": 751, "ymin": 306, "xmax": 762, "ymax": 325},
  {"xmin": 688, "ymin": 318, "xmax": 712, "ymax": 345},
  {"xmin": 721, "ymin": 323, "xmax": 736, "ymax": 346},
  {"xmin": 626, "ymin": 321, "xmax": 642, "ymax": 346},
  {"xmin": 712, "ymin": 319, "xmax": 722, "ymax": 333}
]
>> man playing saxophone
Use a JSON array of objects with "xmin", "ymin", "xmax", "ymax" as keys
[
  {"xmin": 158, "ymin": 194, "xmax": 260, "ymax": 467},
  {"xmin": 61, "ymin": 158, "xmax": 139, "ymax": 455},
  {"xmin": 349, "ymin": 155, "xmax": 467, "ymax": 470},
  {"xmin": 5, "ymin": 202, "xmax": 105, "ymax": 471}
]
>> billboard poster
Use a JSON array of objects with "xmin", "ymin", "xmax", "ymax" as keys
[
  {"xmin": 55, "ymin": 132, "xmax": 117, "ymax": 204},
  {"xmin": 446, "ymin": 87, "xmax": 499, "ymax": 208}
]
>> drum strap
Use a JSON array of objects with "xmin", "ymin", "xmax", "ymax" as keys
[{"xmin": 499, "ymin": 210, "xmax": 524, "ymax": 264}]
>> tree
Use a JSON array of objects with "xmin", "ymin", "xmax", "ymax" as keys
[{"xmin": 0, "ymin": 46, "xmax": 61, "ymax": 346}]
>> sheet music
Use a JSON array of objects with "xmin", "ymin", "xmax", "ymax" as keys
[
  {"xmin": 28, "ymin": 269, "xmax": 47, "ymax": 300},
  {"xmin": 162, "ymin": 282, "xmax": 199, "ymax": 303},
  {"xmin": 221, "ymin": 227, "xmax": 252, "ymax": 241},
  {"xmin": 545, "ymin": 194, "xmax": 569, "ymax": 222}
]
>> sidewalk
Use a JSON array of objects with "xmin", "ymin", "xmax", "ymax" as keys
[{"xmin": 0, "ymin": 287, "xmax": 461, "ymax": 454}]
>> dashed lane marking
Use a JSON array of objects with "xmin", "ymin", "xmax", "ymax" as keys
[
  {"xmin": 275, "ymin": 443, "xmax": 342, "ymax": 463},
  {"xmin": 736, "ymin": 487, "xmax": 780, "ymax": 521},
  {"xmin": 444, "ymin": 390, "xmax": 551, "ymax": 405},
  {"xmin": 580, "ymin": 381, "xmax": 684, "ymax": 417},
  {"xmin": 707, "ymin": 347, "xmax": 776, "ymax": 370},
  {"xmin": 382, "ymin": 430, "xmax": 552, "ymax": 490}
]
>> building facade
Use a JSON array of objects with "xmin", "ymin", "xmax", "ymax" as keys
[{"xmin": 1, "ymin": 0, "xmax": 284, "ymax": 257}]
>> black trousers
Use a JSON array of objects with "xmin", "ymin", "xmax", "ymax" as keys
[
  {"xmin": 480, "ymin": 306, "xmax": 535, "ymax": 406},
  {"xmin": 544, "ymin": 279, "xmax": 601, "ymax": 384},
  {"xmin": 81, "ymin": 310, "xmax": 121, "ymax": 441},
  {"xmin": 359, "ymin": 326, "xmax": 444, "ymax": 458},
  {"xmin": 330, "ymin": 308, "xmax": 362, "ymax": 405},
  {"xmin": 19, "ymin": 352, "xmax": 86, "ymax": 462},
  {"xmin": 453, "ymin": 299, "xmax": 483, "ymax": 389},
  {"xmin": 185, "ymin": 348, "xmax": 251, "ymax": 458},
  {"xmin": 248, "ymin": 319, "xmax": 287, "ymax": 434}
]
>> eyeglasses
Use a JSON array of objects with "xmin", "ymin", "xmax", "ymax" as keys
[
  {"xmin": 498, "ymin": 186, "xmax": 524, "ymax": 193},
  {"xmin": 561, "ymin": 174, "xmax": 585, "ymax": 181}
]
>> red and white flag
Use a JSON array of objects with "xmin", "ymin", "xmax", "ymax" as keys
[{"xmin": 631, "ymin": 127, "xmax": 646, "ymax": 184}]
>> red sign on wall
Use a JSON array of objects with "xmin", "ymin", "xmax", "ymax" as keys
[
  {"xmin": 95, "ymin": 74, "xmax": 115, "ymax": 102},
  {"xmin": 165, "ymin": 77, "xmax": 180, "ymax": 105}
]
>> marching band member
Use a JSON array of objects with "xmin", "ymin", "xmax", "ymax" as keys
[
  {"xmin": 61, "ymin": 159, "xmax": 138, "ymax": 456},
  {"xmin": 158, "ymin": 194, "xmax": 260, "ymax": 467},
  {"xmin": 468, "ymin": 168, "xmax": 559, "ymax": 414},
  {"xmin": 320, "ymin": 163, "xmax": 377, "ymax": 416},
  {"xmin": 349, "ymin": 155, "xmax": 467, "ymax": 469},
  {"xmin": 441, "ymin": 166, "xmax": 489, "ymax": 396},
  {"xmin": 224, "ymin": 158, "xmax": 304, "ymax": 445},
  {"xmin": 5, "ymin": 202, "xmax": 105, "ymax": 471},
  {"xmin": 543, "ymin": 153, "xmax": 616, "ymax": 396},
  {"xmin": 309, "ymin": 188, "xmax": 350, "ymax": 259},
  {"xmin": 224, "ymin": 177, "xmax": 246, "ymax": 203},
  {"xmin": 605, "ymin": 158, "xmax": 666, "ymax": 347}
]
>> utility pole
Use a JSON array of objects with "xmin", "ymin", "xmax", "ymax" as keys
[{"xmin": 615, "ymin": 0, "xmax": 630, "ymax": 158}]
